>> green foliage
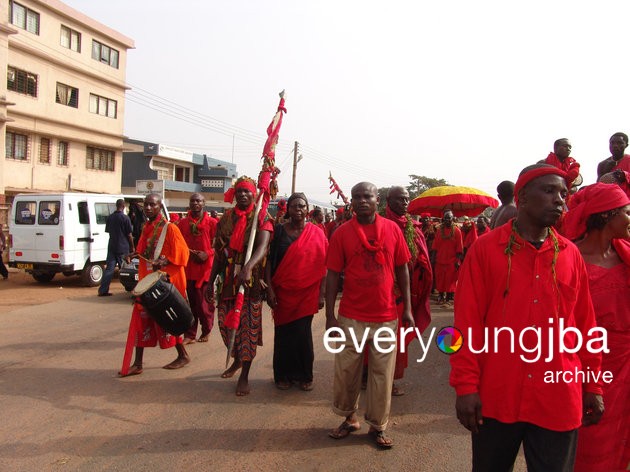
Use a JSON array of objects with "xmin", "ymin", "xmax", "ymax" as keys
[
  {"xmin": 407, "ymin": 175, "xmax": 450, "ymax": 199},
  {"xmin": 377, "ymin": 175, "xmax": 449, "ymax": 214}
]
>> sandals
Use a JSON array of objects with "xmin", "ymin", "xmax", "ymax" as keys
[
  {"xmin": 329, "ymin": 421, "xmax": 361, "ymax": 439},
  {"xmin": 369, "ymin": 429, "xmax": 394, "ymax": 449},
  {"xmin": 300, "ymin": 382, "xmax": 314, "ymax": 391},
  {"xmin": 275, "ymin": 381, "xmax": 291, "ymax": 390}
]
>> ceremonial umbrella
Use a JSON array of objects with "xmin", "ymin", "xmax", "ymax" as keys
[
  {"xmin": 408, "ymin": 185, "xmax": 498, "ymax": 218},
  {"xmin": 223, "ymin": 90, "xmax": 286, "ymax": 367}
]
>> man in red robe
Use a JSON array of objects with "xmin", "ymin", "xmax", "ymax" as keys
[
  {"xmin": 544, "ymin": 138, "xmax": 581, "ymax": 188},
  {"xmin": 179, "ymin": 193, "xmax": 216, "ymax": 344},
  {"xmin": 431, "ymin": 210, "xmax": 463, "ymax": 306},
  {"xmin": 119, "ymin": 193, "xmax": 190, "ymax": 377},
  {"xmin": 384, "ymin": 186, "xmax": 432, "ymax": 395},
  {"xmin": 597, "ymin": 131, "xmax": 630, "ymax": 178},
  {"xmin": 461, "ymin": 216, "xmax": 477, "ymax": 257},
  {"xmin": 450, "ymin": 164, "xmax": 604, "ymax": 471}
]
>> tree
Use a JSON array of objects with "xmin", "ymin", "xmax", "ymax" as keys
[
  {"xmin": 407, "ymin": 175, "xmax": 450, "ymax": 199},
  {"xmin": 377, "ymin": 175, "xmax": 449, "ymax": 214}
]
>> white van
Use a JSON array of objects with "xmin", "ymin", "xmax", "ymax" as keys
[{"xmin": 8, "ymin": 193, "xmax": 164, "ymax": 286}]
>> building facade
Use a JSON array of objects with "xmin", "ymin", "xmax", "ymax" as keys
[
  {"xmin": 1, "ymin": 0, "xmax": 134, "ymax": 245},
  {"xmin": 122, "ymin": 139, "xmax": 238, "ymax": 212}
]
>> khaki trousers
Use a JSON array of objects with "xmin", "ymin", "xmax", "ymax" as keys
[{"xmin": 332, "ymin": 316, "xmax": 397, "ymax": 431}]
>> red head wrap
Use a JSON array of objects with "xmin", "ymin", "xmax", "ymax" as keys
[
  {"xmin": 223, "ymin": 177, "xmax": 257, "ymax": 204},
  {"xmin": 514, "ymin": 166, "xmax": 567, "ymax": 206},
  {"xmin": 336, "ymin": 207, "xmax": 344, "ymax": 216},
  {"xmin": 223, "ymin": 176, "xmax": 258, "ymax": 253},
  {"xmin": 420, "ymin": 212, "xmax": 431, "ymax": 218},
  {"xmin": 562, "ymin": 183, "xmax": 630, "ymax": 240}
]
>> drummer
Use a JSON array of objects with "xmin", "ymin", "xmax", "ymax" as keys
[{"xmin": 119, "ymin": 193, "xmax": 191, "ymax": 377}]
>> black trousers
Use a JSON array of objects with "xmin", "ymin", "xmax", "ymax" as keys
[{"xmin": 472, "ymin": 417, "xmax": 578, "ymax": 472}]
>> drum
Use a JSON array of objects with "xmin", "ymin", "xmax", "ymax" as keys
[{"xmin": 133, "ymin": 271, "xmax": 193, "ymax": 336}]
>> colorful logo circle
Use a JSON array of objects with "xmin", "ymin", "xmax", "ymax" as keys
[{"xmin": 436, "ymin": 326, "xmax": 464, "ymax": 354}]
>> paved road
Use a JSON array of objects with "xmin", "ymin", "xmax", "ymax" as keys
[{"xmin": 0, "ymin": 276, "xmax": 527, "ymax": 471}]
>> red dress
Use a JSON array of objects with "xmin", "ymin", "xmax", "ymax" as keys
[{"xmin": 575, "ymin": 252, "xmax": 630, "ymax": 471}]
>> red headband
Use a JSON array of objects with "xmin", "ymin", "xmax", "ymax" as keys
[
  {"xmin": 562, "ymin": 183, "xmax": 630, "ymax": 240},
  {"xmin": 514, "ymin": 167, "xmax": 567, "ymax": 206},
  {"xmin": 223, "ymin": 179, "xmax": 257, "ymax": 203}
]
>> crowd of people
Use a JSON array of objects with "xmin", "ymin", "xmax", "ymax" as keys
[{"xmin": 106, "ymin": 131, "xmax": 629, "ymax": 469}]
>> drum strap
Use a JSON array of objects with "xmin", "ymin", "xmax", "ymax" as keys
[{"xmin": 153, "ymin": 221, "xmax": 170, "ymax": 260}]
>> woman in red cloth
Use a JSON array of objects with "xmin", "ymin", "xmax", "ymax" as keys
[
  {"xmin": 265, "ymin": 193, "xmax": 328, "ymax": 391},
  {"xmin": 563, "ymin": 183, "xmax": 630, "ymax": 472}
]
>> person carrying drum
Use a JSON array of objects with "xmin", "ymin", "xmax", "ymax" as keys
[
  {"xmin": 119, "ymin": 193, "xmax": 191, "ymax": 377},
  {"xmin": 179, "ymin": 193, "xmax": 217, "ymax": 344},
  {"xmin": 207, "ymin": 176, "xmax": 273, "ymax": 396}
]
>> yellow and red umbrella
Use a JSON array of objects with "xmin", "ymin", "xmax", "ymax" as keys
[{"xmin": 408, "ymin": 185, "xmax": 498, "ymax": 217}]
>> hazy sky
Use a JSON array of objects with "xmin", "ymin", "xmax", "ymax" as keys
[{"xmin": 63, "ymin": 0, "xmax": 629, "ymax": 205}]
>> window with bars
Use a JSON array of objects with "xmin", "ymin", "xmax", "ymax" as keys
[
  {"xmin": 9, "ymin": 1, "xmax": 39, "ymax": 34},
  {"xmin": 60, "ymin": 25, "xmax": 81, "ymax": 52},
  {"xmin": 91, "ymin": 40, "xmax": 119, "ymax": 69},
  {"xmin": 89, "ymin": 94, "xmax": 117, "ymax": 118},
  {"xmin": 58, "ymin": 141, "xmax": 69, "ymax": 166},
  {"xmin": 7, "ymin": 66, "xmax": 37, "ymax": 97},
  {"xmin": 39, "ymin": 137, "xmax": 51, "ymax": 164},
  {"xmin": 6, "ymin": 131, "xmax": 29, "ymax": 161},
  {"xmin": 86, "ymin": 146, "xmax": 115, "ymax": 172},
  {"xmin": 55, "ymin": 82, "xmax": 79, "ymax": 108},
  {"xmin": 152, "ymin": 160, "xmax": 174, "ymax": 181}
]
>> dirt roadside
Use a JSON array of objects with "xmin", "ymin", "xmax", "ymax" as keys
[{"xmin": 0, "ymin": 268, "xmax": 528, "ymax": 471}]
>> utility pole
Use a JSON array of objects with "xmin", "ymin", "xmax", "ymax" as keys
[{"xmin": 291, "ymin": 141, "xmax": 301, "ymax": 194}]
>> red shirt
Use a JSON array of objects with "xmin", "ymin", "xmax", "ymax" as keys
[
  {"xmin": 327, "ymin": 216, "xmax": 410, "ymax": 323},
  {"xmin": 450, "ymin": 221, "xmax": 603, "ymax": 431},
  {"xmin": 179, "ymin": 212, "xmax": 216, "ymax": 285},
  {"xmin": 545, "ymin": 152, "xmax": 581, "ymax": 186}
]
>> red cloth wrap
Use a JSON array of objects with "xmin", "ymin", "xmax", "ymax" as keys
[
  {"xmin": 271, "ymin": 223, "xmax": 328, "ymax": 326},
  {"xmin": 229, "ymin": 203, "xmax": 255, "ymax": 253},
  {"xmin": 544, "ymin": 152, "xmax": 581, "ymax": 186},
  {"xmin": 351, "ymin": 215, "xmax": 385, "ymax": 265},
  {"xmin": 223, "ymin": 180, "xmax": 257, "ymax": 203},
  {"xmin": 384, "ymin": 206, "xmax": 433, "ymax": 335},
  {"xmin": 514, "ymin": 166, "xmax": 567, "ymax": 205},
  {"xmin": 225, "ymin": 291, "xmax": 245, "ymax": 330},
  {"xmin": 562, "ymin": 183, "xmax": 630, "ymax": 240},
  {"xmin": 179, "ymin": 211, "xmax": 215, "ymax": 288}
]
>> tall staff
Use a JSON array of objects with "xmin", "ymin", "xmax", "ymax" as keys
[
  {"xmin": 328, "ymin": 172, "xmax": 349, "ymax": 205},
  {"xmin": 223, "ymin": 91, "xmax": 286, "ymax": 366}
]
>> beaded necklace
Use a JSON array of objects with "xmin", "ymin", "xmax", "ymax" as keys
[
  {"xmin": 142, "ymin": 216, "xmax": 166, "ymax": 260},
  {"xmin": 188, "ymin": 211, "xmax": 206, "ymax": 236},
  {"xmin": 404, "ymin": 214, "xmax": 418, "ymax": 260},
  {"xmin": 504, "ymin": 222, "xmax": 561, "ymax": 318}
]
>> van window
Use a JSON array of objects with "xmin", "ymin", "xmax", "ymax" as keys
[
  {"xmin": 14, "ymin": 201, "xmax": 36, "ymax": 225},
  {"xmin": 78, "ymin": 201, "xmax": 89, "ymax": 224},
  {"xmin": 95, "ymin": 203, "xmax": 115, "ymax": 225},
  {"xmin": 38, "ymin": 201, "xmax": 61, "ymax": 225}
]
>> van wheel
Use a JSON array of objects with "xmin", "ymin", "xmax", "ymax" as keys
[
  {"xmin": 82, "ymin": 263, "xmax": 103, "ymax": 287},
  {"xmin": 32, "ymin": 272, "xmax": 55, "ymax": 283}
]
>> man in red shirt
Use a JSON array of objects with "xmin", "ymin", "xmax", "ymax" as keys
[
  {"xmin": 597, "ymin": 132, "xmax": 630, "ymax": 179},
  {"xmin": 450, "ymin": 164, "xmax": 604, "ymax": 471},
  {"xmin": 326, "ymin": 182, "xmax": 413, "ymax": 449},
  {"xmin": 431, "ymin": 210, "xmax": 463, "ymax": 306},
  {"xmin": 544, "ymin": 138, "xmax": 581, "ymax": 188},
  {"xmin": 179, "ymin": 193, "xmax": 217, "ymax": 344}
]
